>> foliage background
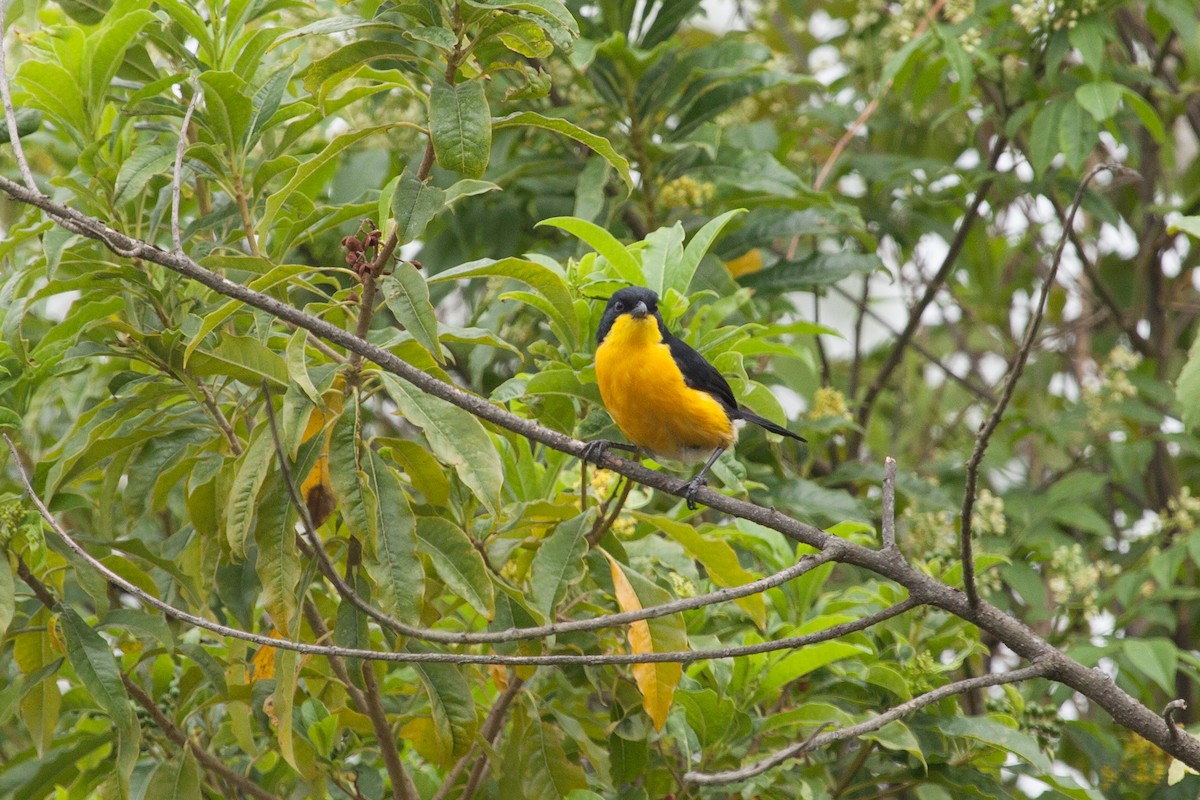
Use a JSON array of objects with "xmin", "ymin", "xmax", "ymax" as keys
[{"xmin": 3, "ymin": 0, "xmax": 1200, "ymax": 798}]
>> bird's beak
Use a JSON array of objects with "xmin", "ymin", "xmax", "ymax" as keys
[{"xmin": 631, "ymin": 301, "xmax": 648, "ymax": 319}]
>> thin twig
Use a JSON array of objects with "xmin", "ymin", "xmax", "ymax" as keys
[
  {"xmin": 812, "ymin": 0, "xmax": 946, "ymax": 190},
  {"xmin": 882, "ymin": 457, "xmax": 897, "ymax": 551},
  {"xmin": 1165, "ymin": 699, "xmax": 1188, "ymax": 737},
  {"xmin": 685, "ymin": 660, "xmax": 1053, "ymax": 785},
  {"xmin": 172, "ymin": 77, "xmax": 201, "ymax": 253},
  {"xmin": 361, "ymin": 662, "xmax": 418, "ymax": 800},
  {"xmin": 959, "ymin": 164, "xmax": 1130, "ymax": 608},
  {"xmin": 0, "ymin": 0, "xmax": 37, "ymax": 191},
  {"xmin": 830, "ymin": 283, "xmax": 998, "ymax": 403}
]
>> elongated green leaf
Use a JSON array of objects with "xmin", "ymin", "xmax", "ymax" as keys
[
  {"xmin": 0, "ymin": 558, "xmax": 12, "ymax": 637},
  {"xmin": 274, "ymin": 647, "xmax": 300, "ymax": 772},
  {"xmin": 183, "ymin": 262, "xmax": 309, "ymax": 367},
  {"xmin": 500, "ymin": 714, "xmax": 588, "ymax": 799},
  {"xmin": 188, "ymin": 334, "xmax": 288, "ymax": 388},
  {"xmin": 412, "ymin": 655, "xmax": 478, "ymax": 764},
  {"xmin": 757, "ymin": 641, "xmax": 870, "ymax": 697},
  {"xmin": 537, "ymin": 217, "xmax": 641, "ymax": 284},
  {"xmin": 261, "ymin": 124, "xmax": 394, "ymax": 234},
  {"xmin": 1058, "ymin": 99, "xmax": 1094, "ymax": 173},
  {"xmin": 86, "ymin": 7, "xmax": 156, "ymax": 114},
  {"xmin": 225, "ymin": 426, "xmax": 275, "ymax": 557},
  {"xmin": 463, "ymin": 0, "xmax": 579, "ymax": 44},
  {"xmin": 14, "ymin": 61, "xmax": 87, "ymax": 139},
  {"xmin": 381, "ymin": 266, "xmax": 445, "ymax": 364},
  {"xmin": 640, "ymin": 223, "xmax": 683, "ymax": 297},
  {"xmin": 494, "ymin": 111, "xmax": 633, "ymax": 191},
  {"xmin": 429, "ymin": 79, "xmax": 491, "ymax": 178},
  {"xmin": 672, "ymin": 209, "xmax": 746, "ymax": 295},
  {"xmin": 363, "ymin": 451, "xmax": 424, "ymax": 620},
  {"xmin": 1171, "ymin": 326, "xmax": 1200, "ymax": 431},
  {"xmin": 415, "ymin": 517, "xmax": 494, "ymax": 618},
  {"xmin": 199, "ymin": 71, "xmax": 253, "ymax": 154},
  {"xmin": 114, "ymin": 145, "xmax": 176, "ymax": 207},
  {"xmin": 428, "ymin": 256, "xmax": 579, "ymax": 344},
  {"xmin": 253, "ymin": 476, "xmax": 301, "ymax": 635},
  {"xmin": 529, "ymin": 512, "xmax": 591, "ymax": 621},
  {"xmin": 60, "ymin": 608, "xmax": 140, "ymax": 792},
  {"xmin": 378, "ymin": 375, "xmax": 504, "ymax": 515},
  {"xmin": 328, "ymin": 398, "xmax": 375, "ymax": 547}
]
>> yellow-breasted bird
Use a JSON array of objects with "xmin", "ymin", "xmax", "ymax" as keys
[{"xmin": 586, "ymin": 286, "xmax": 805, "ymax": 509}]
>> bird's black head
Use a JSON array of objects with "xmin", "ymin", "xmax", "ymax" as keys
[{"xmin": 595, "ymin": 286, "xmax": 661, "ymax": 344}]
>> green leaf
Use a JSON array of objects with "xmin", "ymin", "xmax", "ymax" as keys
[
  {"xmin": 60, "ymin": 608, "xmax": 140, "ymax": 792},
  {"xmin": 670, "ymin": 209, "xmax": 746, "ymax": 295},
  {"xmin": 188, "ymin": 334, "xmax": 289, "ymax": 388},
  {"xmin": 1029, "ymin": 99, "xmax": 1065, "ymax": 175},
  {"xmin": 428, "ymin": 256, "xmax": 579, "ymax": 345},
  {"xmin": 1123, "ymin": 637, "xmax": 1178, "ymax": 695},
  {"xmin": 463, "ymin": 0, "xmax": 579, "ymax": 44},
  {"xmin": 378, "ymin": 373, "xmax": 504, "ymax": 514},
  {"xmin": 494, "ymin": 111, "xmax": 633, "ymax": 191},
  {"xmin": 14, "ymin": 61, "xmax": 87, "ymax": 140},
  {"xmin": 0, "ymin": 108, "xmax": 43, "ymax": 144},
  {"xmin": 363, "ymin": 450, "xmax": 424, "ymax": 620},
  {"xmin": 224, "ymin": 426, "xmax": 276, "ymax": 557},
  {"xmin": 1177, "ymin": 327, "xmax": 1200, "ymax": 429},
  {"xmin": 429, "ymin": 79, "xmax": 491, "ymax": 179},
  {"xmin": 145, "ymin": 751, "xmax": 202, "ymax": 800},
  {"xmin": 1058, "ymin": 100, "xmax": 1096, "ymax": 173},
  {"xmin": 0, "ymin": 558, "xmax": 14, "ymax": 638},
  {"xmin": 390, "ymin": 167, "xmax": 447, "ymax": 246},
  {"xmin": 863, "ymin": 720, "xmax": 926, "ymax": 769},
  {"xmin": 1120, "ymin": 87, "xmax": 1167, "ymax": 143},
  {"xmin": 415, "ymin": 517, "xmax": 494, "ymax": 618},
  {"xmin": 381, "ymin": 265, "xmax": 445, "ymax": 363},
  {"xmin": 640, "ymin": 223, "xmax": 684, "ymax": 297},
  {"xmin": 529, "ymin": 512, "xmax": 592, "ymax": 621},
  {"xmin": 253, "ymin": 476, "xmax": 301, "ymax": 635},
  {"xmin": 739, "ymin": 252, "xmax": 881, "ymax": 292},
  {"xmin": 638, "ymin": 513, "xmax": 764, "ymax": 627},
  {"xmin": 757, "ymin": 641, "xmax": 870, "ymax": 697},
  {"xmin": 500, "ymin": 714, "xmax": 588, "ymax": 799},
  {"xmin": 261, "ymin": 124, "xmax": 394, "ymax": 235},
  {"xmin": 1074, "ymin": 81, "xmax": 1123, "ymax": 121},
  {"xmin": 199, "ymin": 71, "xmax": 254, "ymax": 154},
  {"xmin": 537, "ymin": 217, "xmax": 641, "ymax": 285},
  {"xmin": 412, "ymin": 656, "xmax": 478, "ymax": 763},
  {"xmin": 113, "ymin": 145, "xmax": 176, "ymax": 207},
  {"xmin": 85, "ymin": 7, "xmax": 157, "ymax": 115},
  {"xmin": 328, "ymin": 398, "xmax": 376, "ymax": 547}
]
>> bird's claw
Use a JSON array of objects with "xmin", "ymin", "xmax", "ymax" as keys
[
  {"xmin": 582, "ymin": 440, "xmax": 608, "ymax": 464},
  {"xmin": 684, "ymin": 476, "xmax": 708, "ymax": 510}
]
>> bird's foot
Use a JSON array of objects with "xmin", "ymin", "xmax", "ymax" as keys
[
  {"xmin": 683, "ymin": 475, "xmax": 708, "ymax": 510},
  {"xmin": 582, "ymin": 440, "xmax": 637, "ymax": 464}
]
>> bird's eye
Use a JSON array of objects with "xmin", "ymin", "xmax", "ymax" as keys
[{"xmin": 613, "ymin": 301, "xmax": 624, "ymax": 311}]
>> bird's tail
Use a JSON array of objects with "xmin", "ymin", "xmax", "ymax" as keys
[{"xmin": 736, "ymin": 409, "xmax": 807, "ymax": 443}]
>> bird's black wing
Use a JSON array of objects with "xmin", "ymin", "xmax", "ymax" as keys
[{"xmin": 663, "ymin": 331, "xmax": 739, "ymax": 412}]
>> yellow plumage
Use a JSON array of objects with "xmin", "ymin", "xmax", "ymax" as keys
[{"xmin": 594, "ymin": 314, "xmax": 735, "ymax": 463}]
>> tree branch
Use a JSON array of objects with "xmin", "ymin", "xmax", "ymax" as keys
[
  {"xmin": 5, "ymin": 179, "xmax": 1200, "ymax": 774},
  {"xmin": 0, "ymin": 0, "xmax": 37, "ymax": 191},
  {"xmin": 171, "ymin": 77, "xmax": 200, "ymax": 254},
  {"xmin": 959, "ymin": 164, "xmax": 1132, "ymax": 607},
  {"xmin": 850, "ymin": 135, "xmax": 1009, "ymax": 457},
  {"xmin": 684, "ymin": 660, "xmax": 1054, "ymax": 785}
]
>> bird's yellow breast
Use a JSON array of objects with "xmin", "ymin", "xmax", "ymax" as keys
[{"xmin": 595, "ymin": 315, "xmax": 735, "ymax": 463}]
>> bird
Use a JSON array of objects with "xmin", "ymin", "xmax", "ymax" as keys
[{"xmin": 585, "ymin": 286, "xmax": 805, "ymax": 509}]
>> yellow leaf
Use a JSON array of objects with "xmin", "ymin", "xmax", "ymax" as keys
[
  {"xmin": 488, "ymin": 664, "xmax": 509, "ymax": 691},
  {"xmin": 726, "ymin": 248, "xmax": 763, "ymax": 278},
  {"xmin": 603, "ymin": 551, "xmax": 681, "ymax": 731},
  {"xmin": 400, "ymin": 716, "xmax": 444, "ymax": 765},
  {"xmin": 300, "ymin": 405, "xmax": 338, "ymax": 527}
]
